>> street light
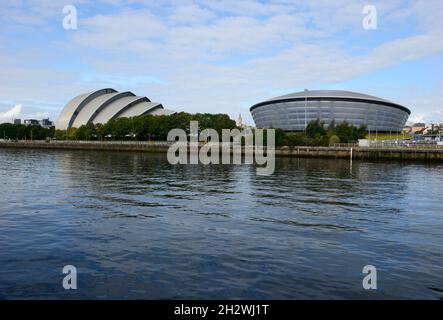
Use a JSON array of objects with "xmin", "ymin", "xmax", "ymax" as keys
[{"xmin": 304, "ymin": 88, "xmax": 308, "ymax": 131}]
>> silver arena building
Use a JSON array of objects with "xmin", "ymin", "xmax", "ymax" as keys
[
  {"xmin": 250, "ymin": 90, "xmax": 411, "ymax": 132},
  {"xmin": 56, "ymin": 88, "xmax": 174, "ymax": 130}
]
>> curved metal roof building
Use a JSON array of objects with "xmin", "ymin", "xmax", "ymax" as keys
[
  {"xmin": 250, "ymin": 90, "xmax": 411, "ymax": 132},
  {"xmin": 56, "ymin": 88, "xmax": 175, "ymax": 130}
]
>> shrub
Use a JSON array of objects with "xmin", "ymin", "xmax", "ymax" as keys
[
  {"xmin": 306, "ymin": 118, "xmax": 326, "ymax": 139},
  {"xmin": 284, "ymin": 132, "xmax": 307, "ymax": 146},
  {"xmin": 329, "ymin": 135, "xmax": 340, "ymax": 146}
]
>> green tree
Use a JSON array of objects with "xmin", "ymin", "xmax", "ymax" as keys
[
  {"xmin": 329, "ymin": 135, "xmax": 340, "ymax": 146},
  {"xmin": 76, "ymin": 123, "xmax": 96, "ymax": 140},
  {"xmin": 328, "ymin": 119, "xmax": 336, "ymax": 131},
  {"xmin": 54, "ymin": 129, "xmax": 66, "ymax": 140},
  {"xmin": 283, "ymin": 132, "xmax": 308, "ymax": 146},
  {"xmin": 306, "ymin": 119, "xmax": 326, "ymax": 139},
  {"xmin": 67, "ymin": 127, "xmax": 78, "ymax": 140}
]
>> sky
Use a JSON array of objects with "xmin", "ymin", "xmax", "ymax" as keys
[{"xmin": 0, "ymin": 0, "xmax": 442, "ymax": 125}]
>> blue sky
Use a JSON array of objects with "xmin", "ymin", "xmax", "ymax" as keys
[{"xmin": 0, "ymin": 0, "xmax": 442, "ymax": 125}]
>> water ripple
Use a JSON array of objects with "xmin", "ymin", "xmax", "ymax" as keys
[{"xmin": 1, "ymin": 149, "xmax": 443, "ymax": 299}]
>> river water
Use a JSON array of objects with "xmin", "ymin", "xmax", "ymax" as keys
[{"xmin": 0, "ymin": 148, "xmax": 442, "ymax": 299}]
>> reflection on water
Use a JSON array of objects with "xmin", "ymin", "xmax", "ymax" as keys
[{"xmin": 0, "ymin": 149, "xmax": 442, "ymax": 299}]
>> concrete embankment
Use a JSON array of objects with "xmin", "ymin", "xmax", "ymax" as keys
[
  {"xmin": 1, "ymin": 141, "xmax": 443, "ymax": 162},
  {"xmin": 275, "ymin": 146, "xmax": 443, "ymax": 161},
  {"xmin": 0, "ymin": 141, "xmax": 171, "ymax": 153}
]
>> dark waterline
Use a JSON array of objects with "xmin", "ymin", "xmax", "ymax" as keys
[{"xmin": 0, "ymin": 148, "xmax": 442, "ymax": 299}]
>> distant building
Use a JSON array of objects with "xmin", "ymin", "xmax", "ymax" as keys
[
  {"xmin": 426, "ymin": 123, "xmax": 443, "ymax": 135},
  {"xmin": 24, "ymin": 119, "xmax": 40, "ymax": 126},
  {"xmin": 236, "ymin": 113, "xmax": 244, "ymax": 128},
  {"xmin": 250, "ymin": 90, "xmax": 410, "ymax": 132},
  {"xmin": 410, "ymin": 123, "xmax": 427, "ymax": 134},
  {"xmin": 56, "ymin": 88, "xmax": 175, "ymax": 130},
  {"xmin": 39, "ymin": 118, "xmax": 54, "ymax": 129},
  {"xmin": 22, "ymin": 118, "xmax": 54, "ymax": 128},
  {"xmin": 13, "ymin": 119, "xmax": 21, "ymax": 125},
  {"xmin": 402, "ymin": 125, "xmax": 412, "ymax": 134}
]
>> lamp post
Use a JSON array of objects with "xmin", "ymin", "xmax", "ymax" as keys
[{"xmin": 304, "ymin": 88, "xmax": 308, "ymax": 132}]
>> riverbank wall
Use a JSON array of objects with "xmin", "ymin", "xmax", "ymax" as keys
[{"xmin": 1, "ymin": 140, "xmax": 443, "ymax": 162}]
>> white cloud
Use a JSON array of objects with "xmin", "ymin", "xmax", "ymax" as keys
[
  {"xmin": 0, "ymin": 0, "xmax": 443, "ymax": 125},
  {"xmin": 0, "ymin": 104, "xmax": 22, "ymax": 122},
  {"xmin": 169, "ymin": 4, "xmax": 216, "ymax": 25}
]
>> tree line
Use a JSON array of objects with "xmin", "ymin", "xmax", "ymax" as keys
[
  {"xmin": 1, "ymin": 113, "xmax": 367, "ymax": 146},
  {"xmin": 53, "ymin": 113, "xmax": 237, "ymax": 141},
  {"xmin": 272, "ymin": 119, "xmax": 367, "ymax": 146},
  {"xmin": 0, "ymin": 123, "xmax": 54, "ymax": 141}
]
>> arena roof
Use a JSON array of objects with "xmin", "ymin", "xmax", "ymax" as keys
[{"xmin": 250, "ymin": 90, "xmax": 411, "ymax": 115}]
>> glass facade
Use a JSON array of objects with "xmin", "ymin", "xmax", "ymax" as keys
[{"xmin": 251, "ymin": 100, "xmax": 410, "ymax": 132}]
